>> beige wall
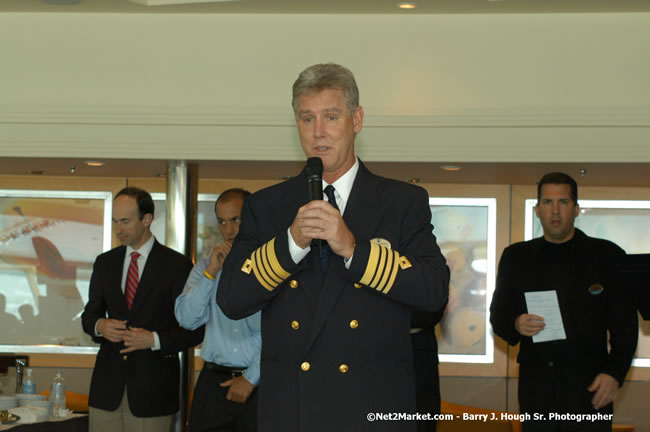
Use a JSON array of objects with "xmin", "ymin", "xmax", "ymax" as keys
[{"xmin": 1, "ymin": 13, "xmax": 650, "ymax": 162}]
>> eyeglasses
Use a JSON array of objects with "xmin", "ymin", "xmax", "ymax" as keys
[{"xmin": 217, "ymin": 216, "xmax": 241, "ymax": 226}]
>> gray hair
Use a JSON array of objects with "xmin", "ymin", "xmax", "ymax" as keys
[{"xmin": 292, "ymin": 63, "xmax": 359, "ymax": 116}]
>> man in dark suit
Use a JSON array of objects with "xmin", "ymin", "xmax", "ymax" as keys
[
  {"xmin": 412, "ymin": 307, "xmax": 446, "ymax": 432},
  {"xmin": 82, "ymin": 187, "xmax": 204, "ymax": 432},
  {"xmin": 490, "ymin": 172, "xmax": 638, "ymax": 432},
  {"xmin": 217, "ymin": 63, "xmax": 449, "ymax": 431}
]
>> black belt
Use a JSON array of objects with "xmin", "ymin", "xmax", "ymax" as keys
[{"xmin": 203, "ymin": 361, "xmax": 247, "ymax": 377}]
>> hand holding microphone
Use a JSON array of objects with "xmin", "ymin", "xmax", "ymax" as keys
[{"xmin": 289, "ymin": 157, "xmax": 355, "ymax": 259}]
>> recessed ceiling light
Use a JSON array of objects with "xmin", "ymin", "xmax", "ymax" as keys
[
  {"xmin": 397, "ymin": 2, "xmax": 417, "ymax": 9},
  {"xmin": 441, "ymin": 165, "xmax": 462, "ymax": 172},
  {"xmin": 407, "ymin": 178, "xmax": 421, "ymax": 183},
  {"xmin": 85, "ymin": 161, "xmax": 105, "ymax": 167}
]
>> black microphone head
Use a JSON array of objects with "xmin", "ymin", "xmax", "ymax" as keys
[
  {"xmin": 305, "ymin": 157, "xmax": 323, "ymax": 179},
  {"xmin": 305, "ymin": 157, "xmax": 323, "ymax": 202}
]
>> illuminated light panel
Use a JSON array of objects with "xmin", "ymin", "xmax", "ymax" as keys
[
  {"xmin": 397, "ymin": 2, "xmax": 417, "ymax": 9},
  {"xmin": 430, "ymin": 197, "xmax": 497, "ymax": 364}
]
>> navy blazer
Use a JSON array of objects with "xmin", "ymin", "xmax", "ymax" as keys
[{"xmin": 82, "ymin": 240, "xmax": 204, "ymax": 417}]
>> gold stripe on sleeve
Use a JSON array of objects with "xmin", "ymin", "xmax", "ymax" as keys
[
  {"xmin": 260, "ymin": 242, "xmax": 283, "ymax": 285},
  {"xmin": 376, "ymin": 249, "xmax": 395, "ymax": 293},
  {"xmin": 370, "ymin": 245, "xmax": 388, "ymax": 290},
  {"xmin": 382, "ymin": 251, "xmax": 401, "ymax": 295},
  {"xmin": 265, "ymin": 237, "xmax": 291, "ymax": 280},
  {"xmin": 359, "ymin": 241, "xmax": 380, "ymax": 286},
  {"xmin": 252, "ymin": 248, "xmax": 275, "ymax": 292},
  {"xmin": 244, "ymin": 237, "xmax": 291, "ymax": 292}
]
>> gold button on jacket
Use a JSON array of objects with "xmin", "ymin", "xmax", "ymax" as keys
[
  {"xmin": 338, "ymin": 364, "xmax": 349, "ymax": 373},
  {"xmin": 301, "ymin": 362, "xmax": 310, "ymax": 371},
  {"xmin": 289, "ymin": 280, "xmax": 299, "ymax": 288},
  {"xmin": 291, "ymin": 320, "xmax": 300, "ymax": 330},
  {"xmin": 349, "ymin": 320, "xmax": 359, "ymax": 329}
]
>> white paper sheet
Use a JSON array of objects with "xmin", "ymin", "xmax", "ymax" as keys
[{"xmin": 524, "ymin": 290, "xmax": 566, "ymax": 343}]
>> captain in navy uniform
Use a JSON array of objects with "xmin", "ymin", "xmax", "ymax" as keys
[{"xmin": 217, "ymin": 63, "xmax": 449, "ymax": 432}]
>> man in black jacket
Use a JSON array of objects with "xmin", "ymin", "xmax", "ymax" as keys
[
  {"xmin": 490, "ymin": 172, "xmax": 638, "ymax": 432},
  {"xmin": 82, "ymin": 187, "xmax": 204, "ymax": 432}
]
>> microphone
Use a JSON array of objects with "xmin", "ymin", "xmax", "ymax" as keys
[
  {"xmin": 305, "ymin": 157, "xmax": 323, "ymax": 202},
  {"xmin": 305, "ymin": 157, "xmax": 324, "ymax": 254}
]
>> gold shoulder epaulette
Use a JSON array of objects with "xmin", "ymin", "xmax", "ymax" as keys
[{"xmin": 240, "ymin": 237, "xmax": 290, "ymax": 292}]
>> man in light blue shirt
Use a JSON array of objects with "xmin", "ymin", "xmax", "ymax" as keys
[{"xmin": 175, "ymin": 188, "xmax": 261, "ymax": 432}]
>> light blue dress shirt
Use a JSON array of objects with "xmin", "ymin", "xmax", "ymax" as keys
[{"xmin": 174, "ymin": 257, "xmax": 261, "ymax": 386}]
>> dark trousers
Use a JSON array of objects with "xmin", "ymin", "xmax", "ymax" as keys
[
  {"xmin": 189, "ymin": 367, "xmax": 258, "ymax": 432},
  {"xmin": 519, "ymin": 363, "xmax": 612, "ymax": 432},
  {"xmin": 412, "ymin": 332, "xmax": 440, "ymax": 432}
]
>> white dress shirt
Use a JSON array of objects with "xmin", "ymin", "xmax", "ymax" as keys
[
  {"xmin": 96, "ymin": 234, "xmax": 161, "ymax": 350},
  {"xmin": 288, "ymin": 158, "xmax": 359, "ymax": 266}
]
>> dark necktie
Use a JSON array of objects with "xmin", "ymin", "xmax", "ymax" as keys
[
  {"xmin": 125, "ymin": 251, "xmax": 140, "ymax": 309},
  {"xmin": 324, "ymin": 185, "xmax": 340, "ymax": 212},
  {"xmin": 321, "ymin": 185, "xmax": 340, "ymax": 272}
]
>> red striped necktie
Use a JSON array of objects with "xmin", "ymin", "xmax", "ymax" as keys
[{"xmin": 125, "ymin": 251, "xmax": 141, "ymax": 309}]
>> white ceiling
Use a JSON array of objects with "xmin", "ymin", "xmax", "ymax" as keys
[{"xmin": 3, "ymin": 0, "xmax": 650, "ymax": 14}]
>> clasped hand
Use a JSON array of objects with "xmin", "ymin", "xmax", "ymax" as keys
[
  {"xmin": 97, "ymin": 318, "xmax": 154, "ymax": 353},
  {"xmin": 290, "ymin": 200, "xmax": 355, "ymax": 260}
]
